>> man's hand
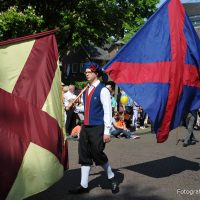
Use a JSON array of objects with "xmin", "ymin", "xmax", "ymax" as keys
[{"xmin": 103, "ymin": 134, "xmax": 111, "ymax": 143}]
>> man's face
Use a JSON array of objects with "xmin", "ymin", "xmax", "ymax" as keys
[
  {"xmin": 84, "ymin": 69, "xmax": 97, "ymax": 83},
  {"xmin": 69, "ymin": 86, "xmax": 75, "ymax": 93}
]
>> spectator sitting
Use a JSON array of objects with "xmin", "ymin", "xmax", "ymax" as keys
[
  {"xmin": 111, "ymin": 112, "xmax": 140, "ymax": 139},
  {"xmin": 71, "ymin": 121, "xmax": 82, "ymax": 140}
]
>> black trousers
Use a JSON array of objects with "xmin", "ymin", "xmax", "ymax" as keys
[
  {"xmin": 65, "ymin": 109, "xmax": 77, "ymax": 135},
  {"xmin": 78, "ymin": 125, "xmax": 108, "ymax": 166}
]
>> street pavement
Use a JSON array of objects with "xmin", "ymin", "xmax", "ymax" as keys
[{"xmin": 26, "ymin": 126, "xmax": 200, "ymax": 200}]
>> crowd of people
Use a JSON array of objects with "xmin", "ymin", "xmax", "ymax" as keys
[
  {"xmin": 62, "ymin": 83, "xmax": 149, "ymax": 140},
  {"xmin": 62, "ymin": 75, "xmax": 200, "ymax": 147}
]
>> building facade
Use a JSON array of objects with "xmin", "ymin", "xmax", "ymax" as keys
[
  {"xmin": 61, "ymin": 42, "xmax": 123, "ymax": 85},
  {"xmin": 184, "ymin": 2, "xmax": 200, "ymax": 37}
]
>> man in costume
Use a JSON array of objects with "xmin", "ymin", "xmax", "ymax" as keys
[{"xmin": 69, "ymin": 62, "xmax": 118, "ymax": 194}]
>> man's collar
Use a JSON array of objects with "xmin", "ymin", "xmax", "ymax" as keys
[{"xmin": 90, "ymin": 80, "xmax": 100, "ymax": 88}]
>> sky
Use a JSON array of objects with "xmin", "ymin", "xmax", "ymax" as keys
[{"xmin": 157, "ymin": 0, "xmax": 200, "ymax": 7}]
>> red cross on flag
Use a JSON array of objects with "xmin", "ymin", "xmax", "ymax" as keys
[
  {"xmin": 103, "ymin": 0, "xmax": 200, "ymax": 143},
  {"xmin": 0, "ymin": 30, "xmax": 68, "ymax": 200}
]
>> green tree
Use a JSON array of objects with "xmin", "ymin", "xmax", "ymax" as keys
[
  {"xmin": 122, "ymin": 0, "xmax": 160, "ymax": 43},
  {"xmin": 0, "ymin": 6, "xmax": 44, "ymax": 40},
  {"xmin": 0, "ymin": 0, "xmax": 159, "ymax": 54}
]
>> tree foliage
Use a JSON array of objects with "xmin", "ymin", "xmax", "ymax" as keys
[
  {"xmin": 0, "ymin": 0, "xmax": 159, "ymax": 54},
  {"xmin": 0, "ymin": 6, "xmax": 44, "ymax": 40}
]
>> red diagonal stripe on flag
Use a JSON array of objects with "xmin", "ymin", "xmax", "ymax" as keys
[
  {"xmin": 13, "ymin": 35, "xmax": 58, "ymax": 108},
  {"xmin": 0, "ymin": 89, "xmax": 64, "ymax": 199},
  {"xmin": 0, "ymin": 35, "xmax": 66, "ymax": 199}
]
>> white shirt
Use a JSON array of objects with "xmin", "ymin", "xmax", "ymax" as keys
[
  {"xmin": 77, "ymin": 80, "xmax": 112, "ymax": 135},
  {"xmin": 63, "ymin": 90, "xmax": 77, "ymax": 107}
]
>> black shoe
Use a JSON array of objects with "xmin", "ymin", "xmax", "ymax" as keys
[
  {"xmin": 192, "ymin": 138, "xmax": 199, "ymax": 143},
  {"xmin": 183, "ymin": 141, "xmax": 196, "ymax": 147},
  {"xmin": 109, "ymin": 177, "xmax": 119, "ymax": 194},
  {"xmin": 189, "ymin": 140, "xmax": 196, "ymax": 145},
  {"xmin": 183, "ymin": 143, "xmax": 188, "ymax": 147},
  {"xmin": 68, "ymin": 185, "xmax": 89, "ymax": 194}
]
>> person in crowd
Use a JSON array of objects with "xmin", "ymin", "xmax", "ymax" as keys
[
  {"xmin": 69, "ymin": 62, "xmax": 118, "ymax": 194},
  {"xmin": 106, "ymin": 84, "xmax": 117, "ymax": 113},
  {"xmin": 74, "ymin": 87, "xmax": 85, "ymax": 122},
  {"xmin": 62, "ymin": 85, "xmax": 69, "ymax": 99},
  {"xmin": 132, "ymin": 101, "xmax": 140, "ymax": 131},
  {"xmin": 139, "ymin": 108, "xmax": 147, "ymax": 129},
  {"xmin": 194, "ymin": 109, "xmax": 200, "ymax": 130},
  {"xmin": 117, "ymin": 89, "xmax": 123, "ymax": 112},
  {"xmin": 124, "ymin": 94, "xmax": 133, "ymax": 129},
  {"xmin": 64, "ymin": 84, "xmax": 77, "ymax": 136},
  {"xmin": 183, "ymin": 109, "xmax": 199, "ymax": 147},
  {"xmin": 111, "ymin": 112, "xmax": 140, "ymax": 139},
  {"xmin": 70, "ymin": 120, "xmax": 82, "ymax": 140},
  {"xmin": 62, "ymin": 85, "xmax": 69, "ymax": 125}
]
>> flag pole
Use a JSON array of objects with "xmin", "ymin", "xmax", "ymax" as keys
[{"xmin": 0, "ymin": 29, "xmax": 59, "ymax": 46}]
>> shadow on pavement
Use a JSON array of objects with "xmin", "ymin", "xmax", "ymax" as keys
[
  {"xmin": 123, "ymin": 156, "xmax": 200, "ymax": 178},
  {"xmin": 87, "ymin": 168, "xmax": 124, "ymax": 191},
  {"xmin": 25, "ymin": 168, "xmax": 167, "ymax": 200}
]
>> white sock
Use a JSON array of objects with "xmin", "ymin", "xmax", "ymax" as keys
[
  {"xmin": 102, "ymin": 162, "xmax": 114, "ymax": 179},
  {"xmin": 80, "ymin": 166, "xmax": 91, "ymax": 188}
]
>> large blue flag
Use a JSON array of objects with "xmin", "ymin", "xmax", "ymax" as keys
[{"xmin": 103, "ymin": 0, "xmax": 200, "ymax": 143}]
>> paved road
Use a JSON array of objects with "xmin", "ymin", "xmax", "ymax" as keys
[{"xmin": 26, "ymin": 127, "xmax": 200, "ymax": 200}]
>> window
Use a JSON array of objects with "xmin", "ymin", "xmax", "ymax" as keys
[
  {"xmin": 80, "ymin": 63, "xmax": 85, "ymax": 73},
  {"xmin": 72, "ymin": 63, "xmax": 79, "ymax": 73}
]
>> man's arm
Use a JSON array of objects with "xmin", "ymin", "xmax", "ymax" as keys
[{"xmin": 100, "ymin": 87, "xmax": 112, "ymax": 143}]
